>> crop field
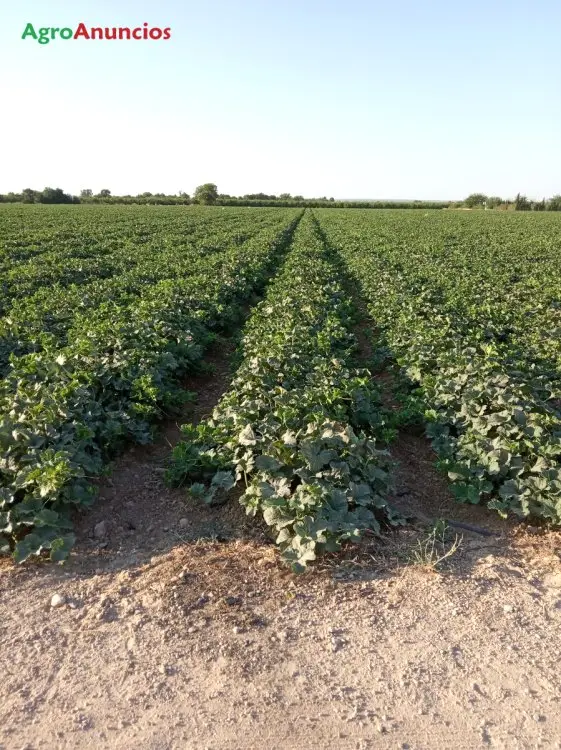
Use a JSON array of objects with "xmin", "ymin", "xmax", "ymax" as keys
[{"xmin": 1, "ymin": 204, "xmax": 561, "ymax": 566}]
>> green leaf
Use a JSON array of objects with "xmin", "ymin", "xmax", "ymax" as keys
[
  {"xmin": 255, "ymin": 454, "xmax": 283, "ymax": 472},
  {"xmin": 211, "ymin": 471, "xmax": 236, "ymax": 492},
  {"xmin": 238, "ymin": 425, "xmax": 257, "ymax": 446},
  {"xmin": 188, "ymin": 483, "xmax": 207, "ymax": 499},
  {"xmin": 50, "ymin": 534, "xmax": 75, "ymax": 563},
  {"xmin": 14, "ymin": 533, "xmax": 43, "ymax": 563},
  {"xmin": 263, "ymin": 505, "xmax": 293, "ymax": 529}
]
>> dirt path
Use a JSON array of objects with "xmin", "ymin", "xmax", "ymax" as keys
[{"xmin": 2, "ymin": 336, "xmax": 561, "ymax": 750}]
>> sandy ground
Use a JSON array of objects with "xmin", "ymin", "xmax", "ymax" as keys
[{"xmin": 2, "ymin": 342, "xmax": 561, "ymax": 750}]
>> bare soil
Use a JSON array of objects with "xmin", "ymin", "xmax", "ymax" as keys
[{"xmin": 2, "ymin": 338, "xmax": 561, "ymax": 750}]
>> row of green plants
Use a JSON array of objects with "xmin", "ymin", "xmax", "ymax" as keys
[
  {"xmin": 0, "ymin": 210, "xmax": 301, "ymax": 562},
  {"xmin": 0, "ymin": 211, "xmax": 291, "ymax": 376},
  {"xmin": 318, "ymin": 209, "xmax": 561, "ymax": 524},
  {"xmin": 167, "ymin": 212, "xmax": 403, "ymax": 571},
  {"xmin": 0, "ymin": 205, "xmax": 284, "ymax": 312}
]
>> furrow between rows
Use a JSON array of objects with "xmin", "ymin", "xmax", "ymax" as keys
[{"xmin": 168, "ymin": 211, "xmax": 403, "ymax": 571}]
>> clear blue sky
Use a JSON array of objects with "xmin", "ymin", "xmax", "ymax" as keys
[{"xmin": 1, "ymin": 0, "xmax": 560, "ymax": 199}]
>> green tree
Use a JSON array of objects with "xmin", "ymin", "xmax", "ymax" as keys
[
  {"xmin": 548, "ymin": 195, "xmax": 561, "ymax": 211},
  {"xmin": 40, "ymin": 187, "xmax": 72, "ymax": 204},
  {"xmin": 514, "ymin": 193, "xmax": 531, "ymax": 211},
  {"xmin": 80, "ymin": 189, "xmax": 93, "ymax": 199},
  {"xmin": 486, "ymin": 196, "xmax": 503, "ymax": 208},
  {"xmin": 464, "ymin": 193, "xmax": 488, "ymax": 208},
  {"xmin": 194, "ymin": 183, "xmax": 218, "ymax": 205},
  {"xmin": 22, "ymin": 188, "xmax": 40, "ymax": 203}
]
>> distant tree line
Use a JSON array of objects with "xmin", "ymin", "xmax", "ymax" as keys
[
  {"xmin": 2, "ymin": 184, "xmax": 561, "ymax": 211},
  {"xmin": 0, "ymin": 187, "xmax": 80, "ymax": 204},
  {"xmin": 0, "ymin": 188, "xmax": 185, "ymax": 206},
  {"xmin": 0, "ymin": 184, "xmax": 450, "ymax": 209},
  {"xmin": 459, "ymin": 192, "xmax": 561, "ymax": 211}
]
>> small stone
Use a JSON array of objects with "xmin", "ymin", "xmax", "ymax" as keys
[
  {"xmin": 179, "ymin": 518, "xmax": 189, "ymax": 530},
  {"xmin": 533, "ymin": 714, "xmax": 545, "ymax": 723},
  {"xmin": 50, "ymin": 593, "xmax": 66, "ymax": 608},
  {"xmin": 503, "ymin": 604, "xmax": 514, "ymax": 613},
  {"xmin": 233, "ymin": 626, "xmax": 243, "ymax": 634},
  {"xmin": 224, "ymin": 595, "xmax": 241, "ymax": 606},
  {"xmin": 331, "ymin": 637, "xmax": 345, "ymax": 653},
  {"xmin": 94, "ymin": 521, "xmax": 107, "ymax": 539}
]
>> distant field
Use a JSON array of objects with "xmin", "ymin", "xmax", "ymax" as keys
[{"xmin": 1, "ymin": 204, "xmax": 560, "ymax": 565}]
